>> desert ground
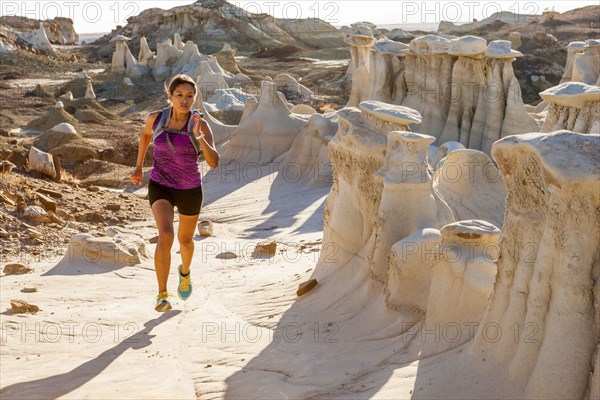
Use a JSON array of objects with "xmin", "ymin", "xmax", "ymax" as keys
[{"xmin": 1, "ymin": 2, "xmax": 599, "ymax": 399}]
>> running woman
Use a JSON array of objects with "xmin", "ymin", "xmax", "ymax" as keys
[{"xmin": 131, "ymin": 74, "xmax": 219, "ymax": 312}]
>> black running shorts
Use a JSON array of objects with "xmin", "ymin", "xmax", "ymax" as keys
[{"xmin": 148, "ymin": 179, "xmax": 203, "ymax": 216}]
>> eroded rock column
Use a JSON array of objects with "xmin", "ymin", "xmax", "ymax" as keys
[
  {"xmin": 423, "ymin": 220, "xmax": 500, "ymax": 356},
  {"xmin": 345, "ymin": 23, "xmax": 376, "ymax": 108},
  {"xmin": 471, "ymin": 131, "xmax": 600, "ymax": 399}
]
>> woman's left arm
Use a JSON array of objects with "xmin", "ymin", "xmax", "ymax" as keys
[{"xmin": 193, "ymin": 113, "xmax": 220, "ymax": 169}]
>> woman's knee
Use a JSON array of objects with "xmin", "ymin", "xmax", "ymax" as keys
[
  {"xmin": 158, "ymin": 229, "xmax": 175, "ymax": 245},
  {"xmin": 178, "ymin": 234, "xmax": 194, "ymax": 247}
]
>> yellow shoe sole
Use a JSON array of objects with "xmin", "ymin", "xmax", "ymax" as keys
[{"xmin": 155, "ymin": 300, "xmax": 172, "ymax": 312}]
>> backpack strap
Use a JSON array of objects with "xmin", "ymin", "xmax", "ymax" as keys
[
  {"xmin": 187, "ymin": 109, "xmax": 204, "ymax": 156},
  {"xmin": 151, "ymin": 107, "xmax": 205, "ymax": 156},
  {"xmin": 151, "ymin": 107, "xmax": 171, "ymax": 147}
]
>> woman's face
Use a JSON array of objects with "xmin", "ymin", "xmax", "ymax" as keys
[{"xmin": 169, "ymin": 83, "xmax": 196, "ymax": 112}]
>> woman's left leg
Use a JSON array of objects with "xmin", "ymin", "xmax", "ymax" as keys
[{"xmin": 178, "ymin": 213, "xmax": 200, "ymax": 275}]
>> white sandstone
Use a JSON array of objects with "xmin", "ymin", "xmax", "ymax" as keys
[
  {"xmin": 448, "ymin": 36, "xmax": 487, "ymax": 57},
  {"xmin": 28, "ymin": 146, "xmax": 56, "ymax": 178},
  {"xmin": 485, "ymin": 40, "xmax": 523, "ymax": 58},
  {"xmin": 222, "ymin": 81, "xmax": 308, "ymax": 164}
]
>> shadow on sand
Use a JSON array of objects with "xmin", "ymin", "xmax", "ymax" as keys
[{"xmin": 0, "ymin": 311, "xmax": 180, "ymax": 400}]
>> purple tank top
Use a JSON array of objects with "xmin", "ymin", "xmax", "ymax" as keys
[{"xmin": 149, "ymin": 112, "xmax": 202, "ymax": 190}]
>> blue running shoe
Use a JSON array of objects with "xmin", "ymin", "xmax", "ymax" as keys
[{"xmin": 177, "ymin": 264, "xmax": 193, "ymax": 300}]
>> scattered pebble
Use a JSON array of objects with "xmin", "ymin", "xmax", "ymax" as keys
[
  {"xmin": 10, "ymin": 300, "xmax": 39, "ymax": 314},
  {"xmin": 297, "ymin": 278, "xmax": 318, "ymax": 296},
  {"xmin": 254, "ymin": 240, "xmax": 277, "ymax": 256},
  {"xmin": 198, "ymin": 220, "xmax": 213, "ymax": 237},
  {"xmin": 3, "ymin": 263, "xmax": 33, "ymax": 275}
]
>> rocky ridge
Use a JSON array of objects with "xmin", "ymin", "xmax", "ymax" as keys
[{"xmin": 94, "ymin": 0, "xmax": 347, "ymax": 56}]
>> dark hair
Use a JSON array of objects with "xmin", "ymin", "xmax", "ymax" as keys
[{"xmin": 165, "ymin": 74, "xmax": 197, "ymax": 98}]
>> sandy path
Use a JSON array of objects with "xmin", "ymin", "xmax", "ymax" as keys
[
  {"xmin": 0, "ymin": 163, "xmax": 516, "ymax": 399},
  {"xmin": 0, "ymin": 164, "xmax": 328, "ymax": 399}
]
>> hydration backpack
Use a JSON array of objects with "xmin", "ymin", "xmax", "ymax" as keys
[{"xmin": 151, "ymin": 107, "xmax": 204, "ymax": 156}]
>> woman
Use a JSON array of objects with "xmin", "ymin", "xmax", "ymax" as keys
[{"xmin": 131, "ymin": 74, "xmax": 219, "ymax": 312}]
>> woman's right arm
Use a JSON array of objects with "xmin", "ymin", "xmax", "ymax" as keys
[{"xmin": 131, "ymin": 112, "xmax": 159, "ymax": 185}]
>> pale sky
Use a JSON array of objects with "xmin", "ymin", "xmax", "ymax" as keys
[{"xmin": 1, "ymin": 1, "xmax": 598, "ymax": 33}]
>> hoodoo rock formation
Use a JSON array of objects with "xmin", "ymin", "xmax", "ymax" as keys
[{"xmin": 347, "ymin": 33, "xmax": 540, "ymax": 154}]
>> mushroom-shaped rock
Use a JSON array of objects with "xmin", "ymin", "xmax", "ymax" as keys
[
  {"xmin": 110, "ymin": 35, "xmax": 137, "ymax": 75},
  {"xmin": 359, "ymin": 100, "xmax": 422, "ymax": 132},
  {"xmin": 540, "ymin": 82, "xmax": 600, "ymax": 108},
  {"xmin": 485, "ymin": 40, "xmax": 523, "ymax": 58},
  {"xmin": 560, "ymin": 41, "xmax": 587, "ymax": 83},
  {"xmin": 344, "ymin": 22, "xmax": 376, "ymax": 47},
  {"xmin": 110, "ymin": 35, "xmax": 131, "ymax": 42},
  {"xmin": 572, "ymin": 39, "xmax": 600, "ymax": 85},
  {"xmin": 346, "ymin": 22, "xmax": 377, "ymax": 106},
  {"xmin": 374, "ymin": 38, "xmax": 410, "ymax": 56},
  {"xmin": 448, "ymin": 36, "xmax": 487, "ymax": 57},
  {"xmin": 540, "ymin": 83, "xmax": 600, "ymax": 134},
  {"xmin": 377, "ymin": 133, "xmax": 437, "ymax": 184},
  {"xmin": 368, "ymin": 40, "xmax": 409, "ymax": 102},
  {"xmin": 410, "ymin": 35, "xmax": 451, "ymax": 55}
]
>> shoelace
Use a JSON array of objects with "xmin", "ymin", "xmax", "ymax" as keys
[
  {"xmin": 156, "ymin": 291, "xmax": 173, "ymax": 301},
  {"xmin": 180, "ymin": 275, "xmax": 192, "ymax": 291}
]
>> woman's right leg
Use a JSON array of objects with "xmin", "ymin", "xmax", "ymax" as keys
[{"xmin": 152, "ymin": 199, "xmax": 175, "ymax": 293}]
